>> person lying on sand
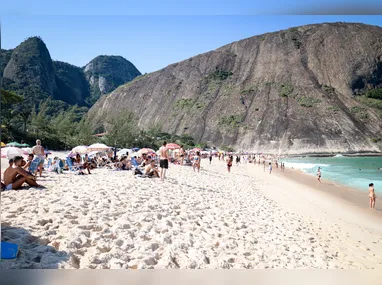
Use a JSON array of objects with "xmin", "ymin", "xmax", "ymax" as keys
[
  {"xmin": 144, "ymin": 160, "xmax": 159, "ymax": 178},
  {"xmin": 3, "ymin": 156, "xmax": 40, "ymax": 190}
]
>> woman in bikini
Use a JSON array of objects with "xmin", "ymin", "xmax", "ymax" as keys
[
  {"xmin": 369, "ymin": 183, "xmax": 376, "ymax": 209},
  {"xmin": 226, "ymin": 155, "xmax": 233, "ymax": 173},
  {"xmin": 193, "ymin": 151, "xmax": 201, "ymax": 172}
]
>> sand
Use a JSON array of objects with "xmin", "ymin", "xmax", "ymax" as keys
[{"xmin": 1, "ymin": 154, "xmax": 382, "ymax": 269}]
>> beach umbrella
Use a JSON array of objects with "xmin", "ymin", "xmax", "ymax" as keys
[
  {"xmin": 137, "ymin": 148, "xmax": 155, "ymax": 156},
  {"xmin": 166, "ymin": 143, "xmax": 180, "ymax": 150},
  {"xmin": 72, "ymin": 145, "xmax": 88, "ymax": 155},
  {"xmin": 1, "ymin": 147, "xmax": 24, "ymax": 159},
  {"xmin": 191, "ymin": 148, "xmax": 202, "ymax": 152},
  {"xmin": 117, "ymin": 148, "xmax": 132, "ymax": 157},
  {"xmin": 1, "ymin": 142, "xmax": 6, "ymax": 147},
  {"xmin": 20, "ymin": 143, "xmax": 30, "ymax": 147},
  {"xmin": 87, "ymin": 143, "xmax": 110, "ymax": 152},
  {"xmin": 6, "ymin": 142, "xmax": 23, "ymax": 147},
  {"xmin": 21, "ymin": 147, "xmax": 33, "ymax": 155},
  {"xmin": 131, "ymin": 147, "xmax": 140, "ymax": 151}
]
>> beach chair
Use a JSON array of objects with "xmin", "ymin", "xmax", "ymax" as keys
[
  {"xmin": 28, "ymin": 158, "xmax": 41, "ymax": 175},
  {"xmin": 45, "ymin": 158, "xmax": 52, "ymax": 169},
  {"xmin": 66, "ymin": 157, "xmax": 80, "ymax": 173}
]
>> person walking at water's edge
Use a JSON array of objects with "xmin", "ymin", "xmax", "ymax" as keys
[
  {"xmin": 269, "ymin": 162, "xmax": 272, "ymax": 174},
  {"xmin": 317, "ymin": 167, "xmax": 322, "ymax": 183},
  {"xmin": 369, "ymin": 183, "xmax": 376, "ymax": 209},
  {"xmin": 159, "ymin": 141, "xmax": 169, "ymax": 181}
]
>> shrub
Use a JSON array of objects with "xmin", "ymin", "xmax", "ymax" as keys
[
  {"xmin": 322, "ymin": 85, "xmax": 335, "ymax": 94},
  {"xmin": 297, "ymin": 96, "xmax": 321, "ymax": 107},
  {"xmin": 365, "ymin": 88, "xmax": 382, "ymax": 100},
  {"xmin": 327, "ymin": 106, "xmax": 340, "ymax": 112},
  {"xmin": 350, "ymin": 106, "xmax": 366, "ymax": 114},
  {"xmin": 175, "ymin": 99, "xmax": 194, "ymax": 109},
  {"xmin": 209, "ymin": 69, "xmax": 233, "ymax": 81},
  {"xmin": 279, "ymin": 84, "xmax": 293, "ymax": 97},
  {"xmin": 218, "ymin": 114, "xmax": 244, "ymax": 128}
]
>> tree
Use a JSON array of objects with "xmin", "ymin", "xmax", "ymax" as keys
[{"xmin": 104, "ymin": 111, "xmax": 139, "ymax": 148}]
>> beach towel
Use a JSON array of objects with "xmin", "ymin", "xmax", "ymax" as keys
[{"xmin": 1, "ymin": 242, "xmax": 19, "ymax": 259}]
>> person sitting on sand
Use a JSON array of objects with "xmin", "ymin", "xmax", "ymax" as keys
[
  {"xmin": 3, "ymin": 156, "xmax": 40, "ymax": 190},
  {"xmin": 369, "ymin": 183, "xmax": 376, "ymax": 209},
  {"xmin": 317, "ymin": 167, "xmax": 322, "ymax": 183},
  {"xmin": 140, "ymin": 156, "xmax": 152, "ymax": 168},
  {"xmin": 193, "ymin": 151, "xmax": 201, "ymax": 172},
  {"xmin": 144, "ymin": 160, "xmax": 159, "ymax": 178}
]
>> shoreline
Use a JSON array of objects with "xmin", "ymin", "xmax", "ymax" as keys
[{"xmin": 273, "ymin": 165, "xmax": 382, "ymax": 218}]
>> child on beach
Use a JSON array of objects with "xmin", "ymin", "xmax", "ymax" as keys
[
  {"xmin": 317, "ymin": 167, "xmax": 321, "ymax": 183},
  {"xmin": 268, "ymin": 162, "xmax": 272, "ymax": 174},
  {"xmin": 369, "ymin": 183, "xmax": 376, "ymax": 209}
]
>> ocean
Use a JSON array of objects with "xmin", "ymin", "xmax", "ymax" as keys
[{"xmin": 280, "ymin": 155, "xmax": 382, "ymax": 194}]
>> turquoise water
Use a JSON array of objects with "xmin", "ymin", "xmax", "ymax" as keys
[{"xmin": 281, "ymin": 155, "xmax": 382, "ymax": 194}]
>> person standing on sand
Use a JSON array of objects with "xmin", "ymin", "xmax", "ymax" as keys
[
  {"xmin": 317, "ymin": 167, "xmax": 321, "ymax": 183},
  {"xmin": 193, "ymin": 151, "xmax": 201, "ymax": 172},
  {"xmin": 226, "ymin": 155, "xmax": 233, "ymax": 173},
  {"xmin": 369, "ymin": 183, "xmax": 376, "ymax": 209},
  {"xmin": 179, "ymin": 145, "xmax": 185, "ymax": 166},
  {"xmin": 32, "ymin": 139, "xmax": 45, "ymax": 177},
  {"xmin": 269, "ymin": 162, "xmax": 272, "ymax": 174},
  {"xmin": 209, "ymin": 151, "xmax": 212, "ymax": 165},
  {"xmin": 159, "ymin": 141, "xmax": 169, "ymax": 181}
]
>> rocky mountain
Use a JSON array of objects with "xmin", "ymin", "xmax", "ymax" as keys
[
  {"xmin": 88, "ymin": 22, "xmax": 382, "ymax": 154},
  {"xmin": 1, "ymin": 37, "xmax": 141, "ymax": 108},
  {"xmin": 83, "ymin": 55, "xmax": 141, "ymax": 105}
]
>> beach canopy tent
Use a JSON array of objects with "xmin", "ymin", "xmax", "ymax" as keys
[
  {"xmin": 87, "ymin": 143, "xmax": 111, "ymax": 152},
  {"xmin": 1, "ymin": 147, "xmax": 24, "ymax": 159},
  {"xmin": 1, "ymin": 142, "xmax": 6, "ymax": 147},
  {"xmin": 72, "ymin": 145, "xmax": 88, "ymax": 155},
  {"xmin": 6, "ymin": 142, "xmax": 23, "ymax": 147},
  {"xmin": 166, "ymin": 143, "xmax": 180, "ymax": 150}
]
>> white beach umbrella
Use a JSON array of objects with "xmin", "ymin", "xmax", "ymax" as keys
[
  {"xmin": 87, "ymin": 143, "xmax": 110, "ymax": 152},
  {"xmin": 1, "ymin": 147, "xmax": 24, "ymax": 159},
  {"xmin": 21, "ymin": 147, "xmax": 33, "ymax": 155},
  {"xmin": 117, "ymin": 148, "xmax": 132, "ymax": 157},
  {"xmin": 72, "ymin": 145, "xmax": 88, "ymax": 155}
]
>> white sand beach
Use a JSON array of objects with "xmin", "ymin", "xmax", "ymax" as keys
[{"xmin": 1, "ymin": 154, "xmax": 382, "ymax": 269}]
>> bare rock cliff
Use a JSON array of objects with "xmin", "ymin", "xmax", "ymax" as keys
[{"xmin": 88, "ymin": 22, "xmax": 382, "ymax": 154}]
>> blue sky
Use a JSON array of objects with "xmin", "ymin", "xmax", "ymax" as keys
[{"xmin": 2, "ymin": 2, "xmax": 382, "ymax": 73}]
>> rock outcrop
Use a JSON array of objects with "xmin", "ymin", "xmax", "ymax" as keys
[
  {"xmin": 88, "ymin": 22, "xmax": 382, "ymax": 154},
  {"xmin": 83, "ymin": 55, "xmax": 141, "ymax": 105},
  {"xmin": 1, "ymin": 37, "xmax": 141, "ymax": 108}
]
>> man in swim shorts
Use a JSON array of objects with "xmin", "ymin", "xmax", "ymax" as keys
[
  {"xmin": 3, "ymin": 156, "xmax": 40, "ymax": 190},
  {"xmin": 159, "ymin": 141, "xmax": 169, "ymax": 181}
]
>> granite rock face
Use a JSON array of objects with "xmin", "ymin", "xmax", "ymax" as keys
[{"xmin": 88, "ymin": 23, "xmax": 382, "ymax": 153}]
